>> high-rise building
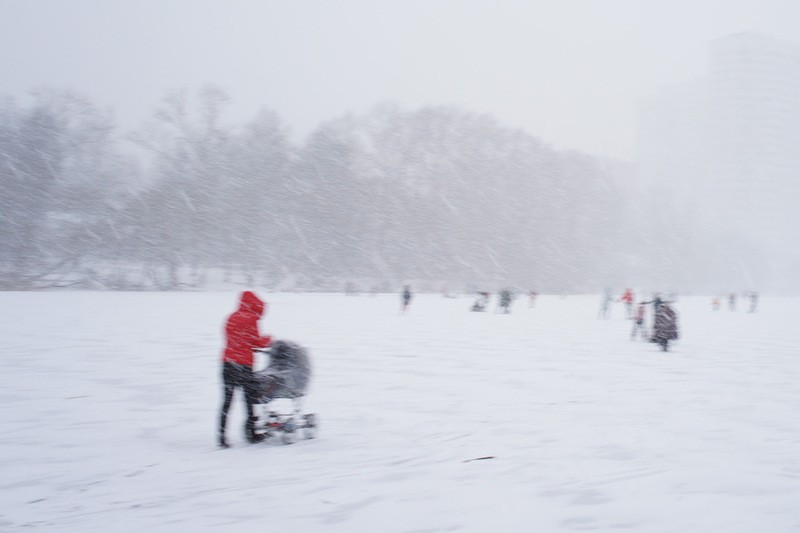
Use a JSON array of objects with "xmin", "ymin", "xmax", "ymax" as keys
[
  {"xmin": 638, "ymin": 32, "xmax": 800, "ymax": 286},
  {"xmin": 708, "ymin": 33, "xmax": 800, "ymax": 240}
]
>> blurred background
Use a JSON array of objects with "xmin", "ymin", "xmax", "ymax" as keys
[{"xmin": 1, "ymin": 0, "xmax": 798, "ymax": 293}]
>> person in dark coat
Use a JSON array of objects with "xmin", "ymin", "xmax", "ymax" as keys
[
  {"xmin": 641, "ymin": 293, "xmax": 664, "ymax": 313},
  {"xmin": 400, "ymin": 285, "xmax": 413, "ymax": 313},
  {"xmin": 650, "ymin": 301, "xmax": 679, "ymax": 351},
  {"xmin": 218, "ymin": 291, "xmax": 272, "ymax": 448},
  {"xmin": 497, "ymin": 288, "xmax": 513, "ymax": 313},
  {"xmin": 748, "ymin": 291, "xmax": 759, "ymax": 313},
  {"xmin": 471, "ymin": 291, "xmax": 490, "ymax": 312}
]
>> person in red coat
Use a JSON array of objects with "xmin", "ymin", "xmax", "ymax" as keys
[
  {"xmin": 617, "ymin": 288, "xmax": 633, "ymax": 318},
  {"xmin": 218, "ymin": 291, "xmax": 272, "ymax": 448}
]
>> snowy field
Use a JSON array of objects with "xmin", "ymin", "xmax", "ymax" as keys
[{"xmin": 1, "ymin": 291, "xmax": 799, "ymax": 532}]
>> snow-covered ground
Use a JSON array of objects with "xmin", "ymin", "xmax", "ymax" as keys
[{"xmin": 1, "ymin": 292, "xmax": 799, "ymax": 532}]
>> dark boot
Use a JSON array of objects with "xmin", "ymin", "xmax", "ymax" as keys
[
  {"xmin": 218, "ymin": 415, "xmax": 229, "ymax": 448},
  {"xmin": 248, "ymin": 432, "xmax": 266, "ymax": 444},
  {"xmin": 218, "ymin": 428, "xmax": 230, "ymax": 448},
  {"xmin": 246, "ymin": 416, "xmax": 264, "ymax": 443}
]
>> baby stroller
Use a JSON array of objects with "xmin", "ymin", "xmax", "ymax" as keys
[{"xmin": 252, "ymin": 340, "xmax": 317, "ymax": 444}]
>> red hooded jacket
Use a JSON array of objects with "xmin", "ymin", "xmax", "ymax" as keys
[{"xmin": 222, "ymin": 291, "xmax": 272, "ymax": 367}]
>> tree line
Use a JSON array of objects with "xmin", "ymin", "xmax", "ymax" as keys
[{"xmin": 0, "ymin": 87, "xmax": 767, "ymax": 292}]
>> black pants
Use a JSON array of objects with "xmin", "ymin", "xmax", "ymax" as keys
[{"xmin": 218, "ymin": 362, "xmax": 259, "ymax": 443}]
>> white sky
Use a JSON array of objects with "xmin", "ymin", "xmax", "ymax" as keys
[{"xmin": 1, "ymin": 0, "xmax": 798, "ymax": 160}]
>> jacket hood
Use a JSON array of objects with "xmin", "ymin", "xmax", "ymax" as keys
[{"xmin": 239, "ymin": 291, "xmax": 265, "ymax": 317}]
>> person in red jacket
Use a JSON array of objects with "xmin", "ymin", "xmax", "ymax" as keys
[
  {"xmin": 618, "ymin": 288, "xmax": 634, "ymax": 318},
  {"xmin": 218, "ymin": 291, "xmax": 272, "ymax": 448}
]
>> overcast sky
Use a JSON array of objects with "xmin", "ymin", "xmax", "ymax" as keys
[{"xmin": 1, "ymin": 0, "xmax": 798, "ymax": 160}]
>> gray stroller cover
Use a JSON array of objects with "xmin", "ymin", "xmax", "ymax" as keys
[{"xmin": 253, "ymin": 340, "xmax": 311, "ymax": 402}]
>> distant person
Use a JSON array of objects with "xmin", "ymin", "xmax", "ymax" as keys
[
  {"xmin": 597, "ymin": 288, "xmax": 613, "ymax": 319},
  {"xmin": 618, "ymin": 288, "xmax": 634, "ymax": 318},
  {"xmin": 498, "ymin": 288, "xmax": 513, "ymax": 313},
  {"xmin": 748, "ymin": 291, "xmax": 759, "ymax": 313},
  {"xmin": 631, "ymin": 301, "xmax": 647, "ymax": 341},
  {"xmin": 400, "ymin": 285, "xmax": 413, "ymax": 313},
  {"xmin": 218, "ymin": 291, "xmax": 272, "ymax": 448},
  {"xmin": 728, "ymin": 293, "xmax": 737, "ymax": 311},
  {"xmin": 650, "ymin": 301, "xmax": 679, "ymax": 352},
  {"xmin": 711, "ymin": 296, "xmax": 721, "ymax": 311},
  {"xmin": 528, "ymin": 289, "xmax": 538, "ymax": 308},
  {"xmin": 641, "ymin": 293, "xmax": 664, "ymax": 314},
  {"xmin": 471, "ymin": 291, "xmax": 490, "ymax": 312}
]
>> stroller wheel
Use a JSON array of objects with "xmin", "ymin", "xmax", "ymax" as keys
[
  {"xmin": 303, "ymin": 413, "xmax": 318, "ymax": 439},
  {"xmin": 281, "ymin": 417, "xmax": 297, "ymax": 445}
]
